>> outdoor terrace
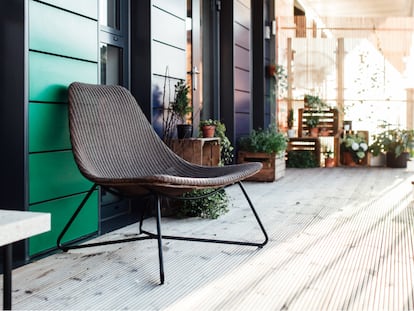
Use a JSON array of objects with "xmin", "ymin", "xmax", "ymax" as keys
[{"xmin": 2, "ymin": 164, "xmax": 414, "ymax": 310}]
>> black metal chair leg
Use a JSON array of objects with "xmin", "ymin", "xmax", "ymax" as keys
[
  {"xmin": 155, "ymin": 194, "xmax": 165, "ymax": 284},
  {"xmin": 140, "ymin": 182, "xmax": 268, "ymax": 248},
  {"xmin": 237, "ymin": 181, "xmax": 269, "ymax": 247},
  {"xmin": 57, "ymin": 184, "xmax": 98, "ymax": 251}
]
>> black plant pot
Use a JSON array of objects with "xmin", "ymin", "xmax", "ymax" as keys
[
  {"xmin": 177, "ymin": 124, "xmax": 193, "ymax": 139},
  {"xmin": 386, "ymin": 151, "xmax": 409, "ymax": 168}
]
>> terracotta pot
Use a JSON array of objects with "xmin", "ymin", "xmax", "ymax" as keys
[
  {"xmin": 341, "ymin": 151, "xmax": 356, "ymax": 166},
  {"xmin": 202, "ymin": 125, "xmax": 216, "ymax": 138},
  {"xmin": 324, "ymin": 158, "xmax": 335, "ymax": 168},
  {"xmin": 310, "ymin": 127, "xmax": 319, "ymax": 138}
]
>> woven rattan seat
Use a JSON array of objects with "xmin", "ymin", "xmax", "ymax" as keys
[{"xmin": 57, "ymin": 82, "xmax": 268, "ymax": 284}]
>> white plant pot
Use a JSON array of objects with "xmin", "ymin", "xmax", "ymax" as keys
[
  {"xmin": 369, "ymin": 152, "xmax": 386, "ymax": 167},
  {"xmin": 287, "ymin": 129, "xmax": 296, "ymax": 138}
]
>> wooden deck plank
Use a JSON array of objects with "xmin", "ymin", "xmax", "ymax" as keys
[{"xmin": 2, "ymin": 166, "xmax": 414, "ymax": 310}]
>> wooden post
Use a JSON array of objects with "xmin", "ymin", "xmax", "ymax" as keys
[
  {"xmin": 336, "ymin": 38, "xmax": 345, "ymax": 166},
  {"xmin": 407, "ymin": 89, "xmax": 414, "ymax": 129}
]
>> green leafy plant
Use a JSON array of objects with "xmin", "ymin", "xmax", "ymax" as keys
[
  {"xmin": 238, "ymin": 124, "xmax": 288, "ymax": 155},
  {"xmin": 199, "ymin": 119, "xmax": 218, "ymax": 127},
  {"xmin": 286, "ymin": 150, "xmax": 318, "ymax": 168},
  {"xmin": 178, "ymin": 188, "xmax": 229, "ymax": 219},
  {"xmin": 304, "ymin": 94, "xmax": 328, "ymax": 110},
  {"xmin": 370, "ymin": 123, "xmax": 414, "ymax": 158},
  {"xmin": 304, "ymin": 94, "xmax": 328, "ymax": 129},
  {"xmin": 323, "ymin": 146, "xmax": 334, "ymax": 159}
]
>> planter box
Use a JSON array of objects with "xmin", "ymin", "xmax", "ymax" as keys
[
  {"xmin": 237, "ymin": 151, "xmax": 285, "ymax": 182},
  {"xmin": 386, "ymin": 151, "xmax": 409, "ymax": 168}
]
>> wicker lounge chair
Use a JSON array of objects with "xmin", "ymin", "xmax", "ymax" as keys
[{"xmin": 57, "ymin": 82, "xmax": 268, "ymax": 284}]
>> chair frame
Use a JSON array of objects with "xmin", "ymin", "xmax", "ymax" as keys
[
  {"xmin": 57, "ymin": 82, "xmax": 269, "ymax": 285},
  {"xmin": 57, "ymin": 182, "xmax": 268, "ymax": 284}
]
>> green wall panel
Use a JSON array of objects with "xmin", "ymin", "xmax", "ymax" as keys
[
  {"xmin": 29, "ymin": 103, "xmax": 70, "ymax": 152},
  {"xmin": 29, "ymin": 191, "xmax": 99, "ymax": 255},
  {"xmin": 29, "ymin": 51, "xmax": 97, "ymax": 102},
  {"xmin": 39, "ymin": 0, "xmax": 98, "ymax": 19},
  {"xmin": 29, "ymin": 1, "xmax": 98, "ymax": 62},
  {"xmin": 29, "ymin": 151, "xmax": 92, "ymax": 204}
]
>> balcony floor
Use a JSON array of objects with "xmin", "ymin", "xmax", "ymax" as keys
[{"xmin": 3, "ymin": 164, "xmax": 414, "ymax": 310}]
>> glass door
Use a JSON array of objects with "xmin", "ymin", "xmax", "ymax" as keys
[
  {"xmin": 100, "ymin": 0, "xmax": 128, "ymax": 87},
  {"xmin": 99, "ymin": 0, "xmax": 130, "ymax": 231},
  {"xmin": 187, "ymin": 0, "xmax": 202, "ymax": 131}
]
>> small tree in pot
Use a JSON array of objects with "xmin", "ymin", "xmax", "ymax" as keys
[{"xmin": 171, "ymin": 80, "xmax": 192, "ymax": 139}]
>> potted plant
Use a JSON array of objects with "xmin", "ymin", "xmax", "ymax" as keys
[
  {"xmin": 287, "ymin": 108, "xmax": 295, "ymax": 138},
  {"xmin": 303, "ymin": 94, "xmax": 328, "ymax": 137},
  {"xmin": 370, "ymin": 125, "xmax": 414, "ymax": 168},
  {"xmin": 238, "ymin": 124, "xmax": 288, "ymax": 181},
  {"xmin": 198, "ymin": 119, "xmax": 234, "ymax": 166},
  {"xmin": 323, "ymin": 146, "xmax": 335, "ymax": 167},
  {"xmin": 171, "ymin": 80, "xmax": 192, "ymax": 139},
  {"xmin": 199, "ymin": 119, "xmax": 217, "ymax": 138},
  {"xmin": 340, "ymin": 132, "xmax": 369, "ymax": 166},
  {"xmin": 306, "ymin": 115, "xmax": 320, "ymax": 137}
]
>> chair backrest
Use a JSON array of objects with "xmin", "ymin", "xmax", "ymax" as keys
[{"xmin": 68, "ymin": 82, "xmax": 184, "ymax": 181}]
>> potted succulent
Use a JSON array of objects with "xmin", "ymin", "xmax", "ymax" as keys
[
  {"xmin": 171, "ymin": 80, "xmax": 193, "ymax": 139},
  {"xmin": 370, "ymin": 125, "xmax": 414, "ymax": 168},
  {"xmin": 238, "ymin": 124, "xmax": 288, "ymax": 181}
]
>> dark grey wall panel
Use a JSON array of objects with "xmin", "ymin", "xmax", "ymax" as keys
[
  {"xmin": 235, "ymin": 0, "xmax": 251, "ymax": 28},
  {"xmin": 234, "ymin": 68, "xmax": 250, "ymax": 91},
  {"xmin": 234, "ymin": 23, "xmax": 250, "ymax": 50},
  {"xmin": 235, "ymin": 91, "xmax": 250, "ymax": 113},
  {"xmin": 235, "ymin": 45, "xmax": 250, "ymax": 70}
]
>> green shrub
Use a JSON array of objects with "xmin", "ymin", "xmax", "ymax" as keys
[
  {"xmin": 238, "ymin": 124, "xmax": 287, "ymax": 155},
  {"xmin": 287, "ymin": 150, "xmax": 318, "ymax": 168},
  {"xmin": 177, "ymin": 188, "xmax": 229, "ymax": 219}
]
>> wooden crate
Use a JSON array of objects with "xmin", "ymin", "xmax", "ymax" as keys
[
  {"xmin": 171, "ymin": 138, "xmax": 220, "ymax": 166},
  {"xmin": 237, "ymin": 151, "xmax": 285, "ymax": 182},
  {"xmin": 287, "ymin": 137, "xmax": 321, "ymax": 166},
  {"xmin": 298, "ymin": 108, "xmax": 339, "ymax": 137}
]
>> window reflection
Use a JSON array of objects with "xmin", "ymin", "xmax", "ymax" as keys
[
  {"xmin": 99, "ymin": 0, "xmax": 120, "ymax": 30},
  {"xmin": 100, "ymin": 43, "xmax": 123, "ymax": 85}
]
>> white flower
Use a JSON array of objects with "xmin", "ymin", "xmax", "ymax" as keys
[
  {"xmin": 360, "ymin": 143, "xmax": 368, "ymax": 151},
  {"xmin": 351, "ymin": 142, "xmax": 359, "ymax": 151}
]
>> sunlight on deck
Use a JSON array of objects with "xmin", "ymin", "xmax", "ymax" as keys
[{"xmin": 2, "ymin": 166, "xmax": 414, "ymax": 310}]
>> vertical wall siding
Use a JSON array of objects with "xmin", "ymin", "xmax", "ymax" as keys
[
  {"xmin": 234, "ymin": 0, "xmax": 252, "ymax": 139},
  {"xmin": 150, "ymin": 0, "xmax": 187, "ymax": 136},
  {"xmin": 28, "ymin": 0, "xmax": 99, "ymax": 256}
]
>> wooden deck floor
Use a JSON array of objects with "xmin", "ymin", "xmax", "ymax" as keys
[{"xmin": 3, "ymin": 165, "xmax": 414, "ymax": 310}]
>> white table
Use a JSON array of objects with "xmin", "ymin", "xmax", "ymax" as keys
[{"xmin": 0, "ymin": 210, "xmax": 50, "ymax": 310}]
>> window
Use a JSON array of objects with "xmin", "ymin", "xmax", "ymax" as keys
[{"xmin": 99, "ymin": 0, "xmax": 128, "ymax": 87}]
